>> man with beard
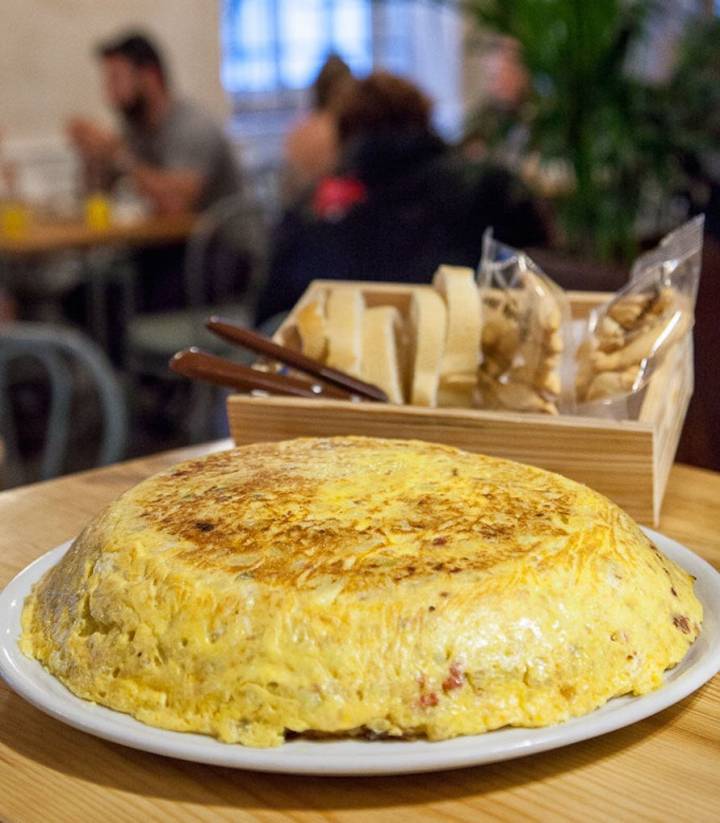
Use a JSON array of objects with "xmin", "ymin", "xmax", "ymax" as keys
[
  {"xmin": 67, "ymin": 32, "xmax": 244, "ymax": 320},
  {"xmin": 68, "ymin": 31, "xmax": 241, "ymax": 214}
]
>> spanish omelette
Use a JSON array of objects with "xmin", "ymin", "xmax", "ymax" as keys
[{"xmin": 21, "ymin": 437, "xmax": 702, "ymax": 747}]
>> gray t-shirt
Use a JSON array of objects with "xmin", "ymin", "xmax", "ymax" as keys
[{"xmin": 125, "ymin": 99, "xmax": 242, "ymax": 210}]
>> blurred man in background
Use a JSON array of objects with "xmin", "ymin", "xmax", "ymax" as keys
[
  {"xmin": 67, "ymin": 31, "xmax": 245, "ymax": 314},
  {"xmin": 68, "ymin": 31, "xmax": 241, "ymax": 214},
  {"xmin": 461, "ymin": 36, "xmax": 530, "ymax": 165}
]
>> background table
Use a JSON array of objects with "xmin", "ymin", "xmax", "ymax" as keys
[
  {"xmin": 0, "ymin": 213, "xmax": 197, "ymax": 350},
  {"xmin": 0, "ymin": 442, "xmax": 718, "ymax": 822},
  {"xmin": 0, "ymin": 213, "xmax": 197, "ymax": 256}
]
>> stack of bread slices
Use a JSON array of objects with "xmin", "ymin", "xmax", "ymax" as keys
[{"xmin": 294, "ymin": 266, "xmax": 482, "ymax": 407}]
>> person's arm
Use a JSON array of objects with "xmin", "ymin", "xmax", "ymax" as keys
[
  {"xmin": 129, "ymin": 163, "xmax": 203, "ymax": 214},
  {"xmin": 67, "ymin": 117, "xmax": 201, "ymax": 210},
  {"xmin": 129, "ymin": 112, "xmax": 230, "ymax": 214},
  {"xmin": 66, "ymin": 118, "xmax": 122, "ymax": 162},
  {"xmin": 66, "ymin": 117, "xmax": 123, "ymax": 189}
]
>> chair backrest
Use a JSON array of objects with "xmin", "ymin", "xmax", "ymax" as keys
[
  {"xmin": 0, "ymin": 323, "xmax": 128, "ymax": 487},
  {"xmin": 183, "ymin": 191, "xmax": 271, "ymax": 313}
]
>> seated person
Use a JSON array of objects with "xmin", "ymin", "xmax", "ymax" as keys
[
  {"xmin": 67, "ymin": 32, "xmax": 244, "ymax": 314},
  {"xmin": 283, "ymin": 54, "xmax": 352, "ymax": 202},
  {"xmin": 256, "ymin": 71, "xmax": 547, "ymax": 324},
  {"xmin": 68, "ymin": 31, "xmax": 242, "ymax": 214}
]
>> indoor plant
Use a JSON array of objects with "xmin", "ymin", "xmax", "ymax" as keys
[{"xmin": 466, "ymin": 0, "xmax": 688, "ymax": 262}]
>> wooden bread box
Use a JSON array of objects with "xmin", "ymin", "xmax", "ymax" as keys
[{"xmin": 227, "ymin": 280, "xmax": 693, "ymax": 526}]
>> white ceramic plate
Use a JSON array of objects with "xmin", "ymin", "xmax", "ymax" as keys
[{"xmin": 1, "ymin": 528, "xmax": 719, "ymax": 776}]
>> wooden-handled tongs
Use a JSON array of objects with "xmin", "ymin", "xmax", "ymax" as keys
[{"xmin": 169, "ymin": 317, "xmax": 388, "ymax": 403}]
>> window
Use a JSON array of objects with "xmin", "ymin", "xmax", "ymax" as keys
[
  {"xmin": 222, "ymin": 0, "xmax": 373, "ymax": 94},
  {"xmin": 222, "ymin": 0, "xmax": 463, "ymax": 138}
]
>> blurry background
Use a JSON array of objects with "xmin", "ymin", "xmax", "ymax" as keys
[
  {"xmin": 0, "ymin": 1, "xmax": 463, "ymax": 195},
  {"xmin": 0, "ymin": 0, "xmax": 718, "ymax": 485},
  {"xmin": 0, "ymin": 1, "xmax": 227, "ymax": 202}
]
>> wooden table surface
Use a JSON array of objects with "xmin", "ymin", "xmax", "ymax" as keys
[
  {"xmin": 0, "ymin": 213, "xmax": 196, "ymax": 256},
  {"xmin": 1, "ymin": 442, "xmax": 718, "ymax": 822}
]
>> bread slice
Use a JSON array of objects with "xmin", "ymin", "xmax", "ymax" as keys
[
  {"xmin": 296, "ymin": 296, "xmax": 327, "ymax": 361},
  {"xmin": 433, "ymin": 265, "xmax": 481, "ymax": 375},
  {"xmin": 436, "ymin": 373, "xmax": 479, "ymax": 409},
  {"xmin": 361, "ymin": 306, "xmax": 404, "ymax": 404},
  {"xmin": 325, "ymin": 288, "xmax": 363, "ymax": 376},
  {"xmin": 433, "ymin": 265, "xmax": 481, "ymax": 407},
  {"xmin": 409, "ymin": 288, "xmax": 447, "ymax": 406}
]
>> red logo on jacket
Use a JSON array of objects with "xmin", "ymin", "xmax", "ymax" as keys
[{"xmin": 312, "ymin": 177, "xmax": 367, "ymax": 221}]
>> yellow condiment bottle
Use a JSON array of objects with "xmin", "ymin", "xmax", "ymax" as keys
[
  {"xmin": 85, "ymin": 192, "xmax": 111, "ymax": 230},
  {"xmin": 0, "ymin": 201, "xmax": 29, "ymax": 237}
]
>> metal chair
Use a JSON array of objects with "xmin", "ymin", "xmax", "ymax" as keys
[
  {"xmin": 124, "ymin": 191, "xmax": 270, "ymax": 442},
  {"xmin": 127, "ymin": 193, "xmax": 270, "ymax": 353},
  {"xmin": 0, "ymin": 322, "xmax": 128, "ymax": 487}
]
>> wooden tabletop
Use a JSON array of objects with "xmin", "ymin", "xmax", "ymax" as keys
[
  {"xmin": 0, "ymin": 213, "xmax": 196, "ymax": 256},
  {"xmin": 0, "ymin": 443, "xmax": 718, "ymax": 822}
]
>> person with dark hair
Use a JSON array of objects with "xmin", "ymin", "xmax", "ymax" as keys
[
  {"xmin": 67, "ymin": 30, "xmax": 241, "ymax": 214},
  {"xmin": 283, "ymin": 54, "xmax": 352, "ymax": 200},
  {"xmin": 312, "ymin": 54, "xmax": 353, "ymax": 111},
  {"xmin": 335, "ymin": 71, "xmax": 433, "ymax": 145},
  {"xmin": 256, "ymin": 70, "xmax": 547, "ymax": 324}
]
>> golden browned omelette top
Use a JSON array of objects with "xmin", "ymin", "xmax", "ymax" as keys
[{"xmin": 126, "ymin": 437, "xmax": 611, "ymax": 590}]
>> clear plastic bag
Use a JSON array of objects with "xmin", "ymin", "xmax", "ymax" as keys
[
  {"xmin": 476, "ymin": 229, "xmax": 574, "ymax": 414},
  {"xmin": 575, "ymin": 216, "xmax": 704, "ymax": 419}
]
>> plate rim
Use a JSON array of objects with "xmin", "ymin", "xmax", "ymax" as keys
[{"xmin": 1, "ymin": 528, "xmax": 719, "ymax": 776}]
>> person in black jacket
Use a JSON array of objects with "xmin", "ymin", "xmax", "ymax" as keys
[{"xmin": 256, "ymin": 71, "xmax": 547, "ymax": 324}]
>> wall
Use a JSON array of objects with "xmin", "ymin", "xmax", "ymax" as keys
[{"xmin": 0, "ymin": 0, "xmax": 229, "ymax": 142}]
